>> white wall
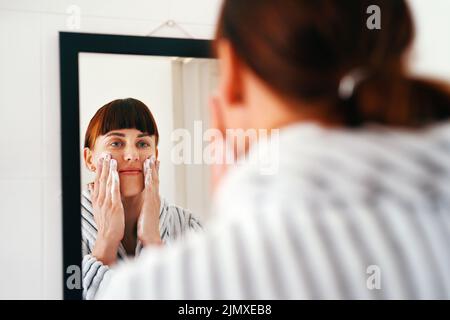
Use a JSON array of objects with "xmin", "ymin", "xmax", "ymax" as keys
[
  {"xmin": 408, "ymin": 0, "xmax": 450, "ymax": 82},
  {"xmin": 0, "ymin": 0, "xmax": 449, "ymax": 300},
  {"xmin": 175, "ymin": 58, "xmax": 219, "ymax": 218}
]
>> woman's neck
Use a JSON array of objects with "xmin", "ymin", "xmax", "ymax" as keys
[
  {"xmin": 121, "ymin": 193, "xmax": 143, "ymax": 239},
  {"xmin": 245, "ymin": 69, "xmax": 342, "ymax": 130}
]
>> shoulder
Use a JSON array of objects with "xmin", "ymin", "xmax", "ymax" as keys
[
  {"xmin": 81, "ymin": 189, "xmax": 92, "ymax": 204},
  {"xmin": 160, "ymin": 197, "xmax": 196, "ymax": 220},
  {"xmin": 162, "ymin": 199, "xmax": 194, "ymax": 217},
  {"xmin": 159, "ymin": 197, "xmax": 203, "ymax": 233},
  {"xmin": 95, "ymin": 198, "xmax": 285, "ymax": 299},
  {"xmin": 81, "ymin": 189, "xmax": 94, "ymax": 218},
  {"xmin": 81, "ymin": 189, "xmax": 98, "ymax": 239}
]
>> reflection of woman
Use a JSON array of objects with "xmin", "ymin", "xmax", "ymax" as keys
[
  {"xmin": 81, "ymin": 98, "xmax": 202, "ymax": 299},
  {"xmin": 98, "ymin": 0, "xmax": 450, "ymax": 299}
]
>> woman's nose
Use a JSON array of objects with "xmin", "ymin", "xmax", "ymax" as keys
[{"xmin": 123, "ymin": 146, "xmax": 140, "ymax": 161}]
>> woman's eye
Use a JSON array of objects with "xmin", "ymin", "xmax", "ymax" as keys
[
  {"xmin": 110, "ymin": 141, "xmax": 123, "ymax": 148},
  {"xmin": 138, "ymin": 141, "xmax": 150, "ymax": 148}
]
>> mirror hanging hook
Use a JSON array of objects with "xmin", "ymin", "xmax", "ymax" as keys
[{"xmin": 147, "ymin": 19, "xmax": 194, "ymax": 39}]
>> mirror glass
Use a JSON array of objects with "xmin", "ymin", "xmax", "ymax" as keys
[
  {"xmin": 78, "ymin": 52, "xmax": 218, "ymax": 298},
  {"xmin": 79, "ymin": 53, "xmax": 218, "ymax": 219}
]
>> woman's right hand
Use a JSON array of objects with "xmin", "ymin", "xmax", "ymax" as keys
[
  {"xmin": 209, "ymin": 94, "xmax": 231, "ymax": 193},
  {"xmin": 89, "ymin": 153, "xmax": 125, "ymax": 265}
]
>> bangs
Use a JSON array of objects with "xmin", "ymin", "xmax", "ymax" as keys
[{"xmin": 84, "ymin": 98, "xmax": 159, "ymax": 148}]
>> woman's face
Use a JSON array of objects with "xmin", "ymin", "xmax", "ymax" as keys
[{"xmin": 85, "ymin": 128, "xmax": 157, "ymax": 198}]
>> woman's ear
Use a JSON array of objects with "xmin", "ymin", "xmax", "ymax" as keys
[
  {"xmin": 83, "ymin": 148, "xmax": 95, "ymax": 172},
  {"xmin": 216, "ymin": 39, "xmax": 245, "ymax": 107}
]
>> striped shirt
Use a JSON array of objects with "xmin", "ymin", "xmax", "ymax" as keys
[
  {"xmin": 96, "ymin": 122, "xmax": 450, "ymax": 299},
  {"xmin": 81, "ymin": 190, "xmax": 202, "ymax": 300}
]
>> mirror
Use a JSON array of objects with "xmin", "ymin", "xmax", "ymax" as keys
[
  {"xmin": 79, "ymin": 53, "xmax": 217, "ymax": 218},
  {"xmin": 60, "ymin": 32, "xmax": 216, "ymax": 299}
]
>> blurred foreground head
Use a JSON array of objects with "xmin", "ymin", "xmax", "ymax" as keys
[{"xmin": 214, "ymin": 0, "xmax": 450, "ymax": 129}]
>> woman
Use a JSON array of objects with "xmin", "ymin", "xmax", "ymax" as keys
[
  {"xmin": 81, "ymin": 98, "xmax": 202, "ymax": 299},
  {"xmin": 98, "ymin": 0, "xmax": 450, "ymax": 299}
]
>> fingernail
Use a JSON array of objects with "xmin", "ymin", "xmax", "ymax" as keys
[
  {"xmin": 100, "ymin": 152, "xmax": 111, "ymax": 161},
  {"xmin": 110, "ymin": 159, "xmax": 117, "ymax": 170},
  {"xmin": 145, "ymin": 169, "xmax": 151, "ymax": 187},
  {"xmin": 111, "ymin": 175, "xmax": 116, "ymax": 193},
  {"xmin": 150, "ymin": 155, "xmax": 156, "ymax": 165},
  {"xmin": 144, "ymin": 159, "xmax": 150, "ymax": 173}
]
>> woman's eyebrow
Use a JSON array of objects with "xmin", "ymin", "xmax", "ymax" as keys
[
  {"xmin": 137, "ymin": 133, "xmax": 151, "ymax": 138},
  {"xmin": 105, "ymin": 132, "xmax": 126, "ymax": 138}
]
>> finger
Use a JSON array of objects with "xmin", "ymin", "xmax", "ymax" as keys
[
  {"xmin": 98, "ymin": 153, "xmax": 111, "ymax": 203},
  {"xmin": 111, "ymin": 162, "xmax": 121, "ymax": 203},
  {"xmin": 92, "ymin": 157, "xmax": 103, "ymax": 199},
  {"xmin": 94, "ymin": 158, "xmax": 103, "ymax": 182},
  {"xmin": 144, "ymin": 158, "xmax": 152, "ymax": 188},
  {"xmin": 156, "ymin": 160, "xmax": 160, "ymax": 184},
  {"xmin": 104, "ymin": 159, "xmax": 114, "ymax": 205},
  {"xmin": 143, "ymin": 158, "xmax": 150, "ymax": 176},
  {"xmin": 209, "ymin": 94, "xmax": 230, "ymax": 193},
  {"xmin": 150, "ymin": 156, "xmax": 158, "ymax": 185},
  {"xmin": 209, "ymin": 94, "xmax": 226, "ymax": 135}
]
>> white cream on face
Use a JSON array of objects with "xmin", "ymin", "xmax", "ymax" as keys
[{"xmin": 92, "ymin": 129, "xmax": 156, "ymax": 197}]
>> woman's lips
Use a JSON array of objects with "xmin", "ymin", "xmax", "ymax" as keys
[{"xmin": 118, "ymin": 170, "xmax": 142, "ymax": 176}]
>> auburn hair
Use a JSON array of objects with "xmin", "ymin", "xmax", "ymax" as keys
[
  {"xmin": 214, "ymin": 0, "xmax": 450, "ymax": 128},
  {"xmin": 84, "ymin": 98, "xmax": 159, "ymax": 149}
]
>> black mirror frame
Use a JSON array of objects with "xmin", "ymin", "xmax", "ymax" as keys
[{"xmin": 59, "ymin": 32, "xmax": 213, "ymax": 299}]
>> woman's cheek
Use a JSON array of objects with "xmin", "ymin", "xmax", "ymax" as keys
[
  {"xmin": 109, "ymin": 150, "xmax": 122, "ymax": 160},
  {"xmin": 141, "ymin": 150, "xmax": 153, "ymax": 160},
  {"xmin": 94, "ymin": 149, "xmax": 118, "ymax": 162}
]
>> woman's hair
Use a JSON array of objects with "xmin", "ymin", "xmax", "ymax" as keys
[
  {"xmin": 214, "ymin": 0, "xmax": 450, "ymax": 128},
  {"xmin": 84, "ymin": 98, "xmax": 159, "ymax": 149}
]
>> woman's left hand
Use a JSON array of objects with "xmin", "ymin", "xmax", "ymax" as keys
[{"xmin": 137, "ymin": 156, "xmax": 163, "ymax": 247}]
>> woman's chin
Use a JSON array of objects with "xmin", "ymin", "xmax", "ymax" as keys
[
  {"xmin": 119, "ymin": 182, "xmax": 144, "ymax": 198},
  {"xmin": 120, "ymin": 189, "xmax": 143, "ymax": 198}
]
